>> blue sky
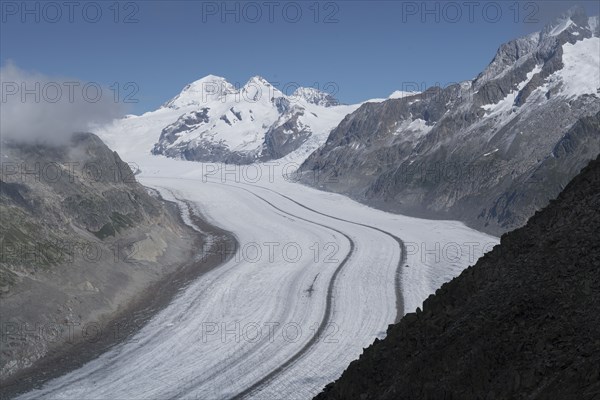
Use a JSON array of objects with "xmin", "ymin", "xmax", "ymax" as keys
[{"xmin": 2, "ymin": 0, "xmax": 598, "ymax": 114}]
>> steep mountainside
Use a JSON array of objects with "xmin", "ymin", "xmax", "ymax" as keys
[
  {"xmin": 0, "ymin": 133, "xmax": 201, "ymax": 381},
  {"xmin": 315, "ymin": 154, "xmax": 600, "ymax": 400},
  {"xmin": 300, "ymin": 7, "xmax": 600, "ymax": 235}
]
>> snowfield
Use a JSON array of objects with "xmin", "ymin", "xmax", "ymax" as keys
[{"xmin": 19, "ymin": 152, "xmax": 497, "ymax": 399}]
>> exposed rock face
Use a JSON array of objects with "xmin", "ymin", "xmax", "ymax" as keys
[
  {"xmin": 300, "ymin": 7, "xmax": 600, "ymax": 235},
  {"xmin": 0, "ymin": 133, "xmax": 197, "ymax": 381},
  {"xmin": 1, "ymin": 133, "xmax": 162, "ymax": 259},
  {"xmin": 263, "ymin": 110, "xmax": 313, "ymax": 159},
  {"xmin": 314, "ymin": 155, "xmax": 600, "ymax": 399}
]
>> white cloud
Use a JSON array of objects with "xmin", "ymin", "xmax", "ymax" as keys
[{"xmin": 0, "ymin": 62, "xmax": 124, "ymax": 145}]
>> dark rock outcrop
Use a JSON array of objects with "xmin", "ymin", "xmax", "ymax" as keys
[{"xmin": 315, "ymin": 155, "xmax": 600, "ymax": 400}]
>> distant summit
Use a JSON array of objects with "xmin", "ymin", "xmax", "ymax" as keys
[{"xmin": 101, "ymin": 74, "xmax": 359, "ymax": 164}]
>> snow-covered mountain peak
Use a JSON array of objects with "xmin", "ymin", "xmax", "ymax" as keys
[
  {"xmin": 474, "ymin": 7, "xmax": 599, "ymax": 90},
  {"xmin": 242, "ymin": 75, "xmax": 284, "ymax": 102},
  {"xmin": 194, "ymin": 74, "xmax": 228, "ymax": 83},
  {"xmin": 548, "ymin": 17, "xmax": 573, "ymax": 36},
  {"xmin": 101, "ymin": 72, "xmax": 363, "ymax": 164},
  {"xmin": 245, "ymin": 75, "xmax": 271, "ymax": 86},
  {"xmin": 292, "ymin": 87, "xmax": 340, "ymax": 107},
  {"xmin": 388, "ymin": 90, "xmax": 421, "ymax": 99},
  {"xmin": 163, "ymin": 74, "xmax": 236, "ymax": 109},
  {"xmin": 541, "ymin": 6, "xmax": 592, "ymax": 38}
]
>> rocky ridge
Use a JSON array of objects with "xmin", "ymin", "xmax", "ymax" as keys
[{"xmin": 299, "ymin": 7, "xmax": 600, "ymax": 235}]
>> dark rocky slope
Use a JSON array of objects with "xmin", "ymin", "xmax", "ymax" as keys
[
  {"xmin": 0, "ymin": 133, "xmax": 219, "ymax": 385},
  {"xmin": 315, "ymin": 155, "xmax": 600, "ymax": 400},
  {"xmin": 300, "ymin": 7, "xmax": 600, "ymax": 235}
]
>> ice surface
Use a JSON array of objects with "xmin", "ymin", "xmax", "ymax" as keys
[{"xmin": 18, "ymin": 149, "xmax": 496, "ymax": 399}]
